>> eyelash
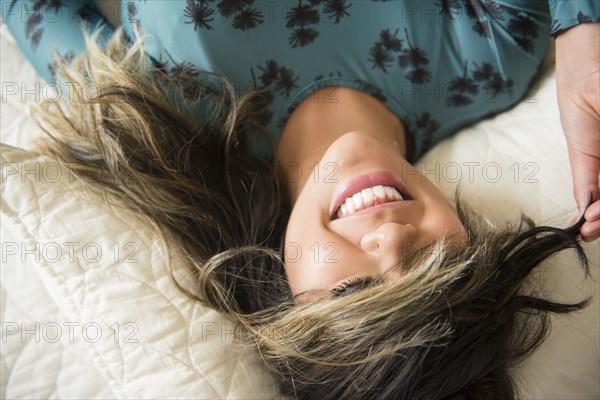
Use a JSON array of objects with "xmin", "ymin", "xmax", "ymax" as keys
[{"xmin": 331, "ymin": 276, "xmax": 375, "ymax": 296}]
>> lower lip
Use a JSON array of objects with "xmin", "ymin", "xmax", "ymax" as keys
[{"xmin": 331, "ymin": 171, "xmax": 411, "ymax": 218}]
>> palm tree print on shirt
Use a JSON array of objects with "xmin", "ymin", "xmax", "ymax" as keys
[
  {"xmin": 23, "ymin": 0, "xmax": 100, "ymax": 51},
  {"xmin": 47, "ymin": 50, "xmax": 75, "ymax": 79},
  {"xmin": 368, "ymin": 28, "xmax": 402, "ymax": 72},
  {"xmin": 402, "ymin": 111, "xmax": 440, "ymax": 157},
  {"xmin": 77, "ymin": 2, "xmax": 103, "ymax": 23},
  {"xmin": 445, "ymin": 60, "xmax": 514, "ymax": 107},
  {"xmin": 550, "ymin": 9, "xmax": 595, "ymax": 35},
  {"xmin": 368, "ymin": 28, "xmax": 431, "ymax": 84},
  {"xmin": 148, "ymin": 50, "xmax": 226, "ymax": 100},
  {"xmin": 438, "ymin": 0, "xmax": 460, "ymax": 19},
  {"xmin": 34, "ymin": 0, "xmax": 61, "ymax": 12},
  {"xmin": 398, "ymin": 28, "xmax": 431, "ymax": 84},
  {"xmin": 23, "ymin": 0, "xmax": 65, "ymax": 50},
  {"xmin": 167, "ymin": 61, "xmax": 206, "ymax": 99},
  {"xmin": 576, "ymin": 10, "xmax": 593, "ymax": 23},
  {"xmin": 464, "ymin": 0, "xmax": 505, "ymax": 38},
  {"xmin": 314, "ymin": 70, "xmax": 342, "ymax": 81},
  {"xmin": 249, "ymin": 60, "xmax": 301, "ymax": 126},
  {"xmin": 285, "ymin": 0, "xmax": 352, "ymax": 48},
  {"xmin": 184, "ymin": 0, "xmax": 264, "ymax": 31},
  {"xmin": 321, "ymin": 0, "xmax": 352, "ymax": 23},
  {"xmin": 413, "ymin": 111, "xmax": 440, "ymax": 151},
  {"xmin": 437, "ymin": 1, "xmax": 540, "ymax": 54},
  {"xmin": 446, "ymin": 60, "xmax": 479, "ymax": 107},
  {"xmin": 508, "ymin": 14, "xmax": 539, "ymax": 54},
  {"xmin": 25, "ymin": 12, "xmax": 43, "ymax": 50},
  {"xmin": 286, "ymin": 1, "xmax": 320, "ymax": 47},
  {"xmin": 471, "ymin": 62, "xmax": 514, "ymax": 99}
]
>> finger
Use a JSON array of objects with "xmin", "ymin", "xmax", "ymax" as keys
[
  {"xmin": 566, "ymin": 145, "xmax": 600, "ymax": 212},
  {"xmin": 584, "ymin": 200, "xmax": 600, "ymax": 222},
  {"xmin": 580, "ymin": 219, "xmax": 600, "ymax": 242}
]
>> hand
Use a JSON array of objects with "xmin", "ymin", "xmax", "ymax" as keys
[{"xmin": 555, "ymin": 23, "xmax": 600, "ymax": 241}]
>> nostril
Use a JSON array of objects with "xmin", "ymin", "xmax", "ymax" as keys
[
  {"xmin": 360, "ymin": 223, "xmax": 418, "ymax": 253},
  {"xmin": 359, "ymin": 232, "xmax": 381, "ymax": 252}
]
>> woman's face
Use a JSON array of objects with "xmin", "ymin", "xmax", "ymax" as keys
[{"xmin": 284, "ymin": 131, "xmax": 466, "ymax": 300}]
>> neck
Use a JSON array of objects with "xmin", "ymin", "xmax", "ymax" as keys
[{"xmin": 276, "ymin": 86, "xmax": 407, "ymax": 203}]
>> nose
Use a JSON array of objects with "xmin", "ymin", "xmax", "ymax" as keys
[{"xmin": 360, "ymin": 223, "xmax": 418, "ymax": 269}]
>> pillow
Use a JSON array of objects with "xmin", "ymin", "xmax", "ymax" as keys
[{"xmin": 1, "ymin": 144, "xmax": 282, "ymax": 399}]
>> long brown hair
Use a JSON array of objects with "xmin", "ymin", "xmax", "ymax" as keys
[
  {"xmin": 35, "ymin": 28, "xmax": 291, "ymax": 313},
  {"xmin": 34, "ymin": 29, "xmax": 593, "ymax": 399}
]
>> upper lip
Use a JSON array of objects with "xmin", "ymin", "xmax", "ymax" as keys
[{"xmin": 330, "ymin": 171, "xmax": 412, "ymax": 219}]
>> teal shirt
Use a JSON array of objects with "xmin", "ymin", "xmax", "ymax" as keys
[{"xmin": 3, "ymin": 0, "xmax": 599, "ymax": 161}]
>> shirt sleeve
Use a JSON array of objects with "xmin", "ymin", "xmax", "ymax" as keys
[
  {"xmin": 548, "ymin": 0, "xmax": 600, "ymax": 36},
  {"xmin": 1, "ymin": 0, "xmax": 114, "ymax": 82}
]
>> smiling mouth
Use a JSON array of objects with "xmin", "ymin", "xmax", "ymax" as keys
[
  {"xmin": 334, "ymin": 185, "xmax": 407, "ymax": 219},
  {"xmin": 330, "ymin": 171, "xmax": 413, "ymax": 220}
]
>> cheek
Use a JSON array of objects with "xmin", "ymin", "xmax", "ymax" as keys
[
  {"xmin": 447, "ymin": 211, "xmax": 468, "ymax": 243},
  {"xmin": 412, "ymin": 182, "xmax": 464, "ymax": 242},
  {"xmin": 419, "ymin": 204, "xmax": 465, "ymax": 247},
  {"xmin": 282, "ymin": 210, "xmax": 324, "ymax": 272},
  {"xmin": 282, "ymin": 232, "xmax": 310, "ymax": 295}
]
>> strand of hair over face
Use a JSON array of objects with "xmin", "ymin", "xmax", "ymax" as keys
[{"xmin": 239, "ymin": 205, "xmax": 592, "ymax": 400}]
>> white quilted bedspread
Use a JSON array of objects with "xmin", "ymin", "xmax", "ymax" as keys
[{"xmin": 1, "ymin": 17, "xmax": 599, "ymax": 400}]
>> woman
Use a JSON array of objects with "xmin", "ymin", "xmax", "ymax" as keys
[{"xmin": 3, "ymin": 0, "xmax": 599, "ymax": 398}]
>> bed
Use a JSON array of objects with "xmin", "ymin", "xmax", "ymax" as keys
[{"xmin": 1, "ymin": 14, "xmax": 598, "ymax": 400}]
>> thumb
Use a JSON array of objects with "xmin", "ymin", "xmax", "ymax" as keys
[{"xmin": 567, "ymin": 145, "xmax": 600, "ymax": 214}]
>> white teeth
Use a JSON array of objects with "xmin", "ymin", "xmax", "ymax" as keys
[
  {"xmin": 352, "ymin": 192, "xmax": 363, "ymax": 209},
  {"xmin": 346, "ymin": 199, "xmax": 355, "ymax": 213},
  {"xmin": 361, "ymin": 188, "xmax": 374, "ymax": 207},
  {"xmin": 386, "ymin": 186, "xmax": 403, "ymax": 201},
  {"xmin": 373, "ymin": 185, "xmax": 386, "ymax": 198},
  {"xmin": 335, "ymin": 185, "xmax": 405, "ymax": 218},
  {"xmin": 384, "ymin": 186, "xmax": 395, "ymax": 200},
  {"xmin": 340, "ymin": 203, "xmax": 348, "ymax": 215}
]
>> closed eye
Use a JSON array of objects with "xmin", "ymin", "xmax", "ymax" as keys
[
  {"xmin": 292, "ymin": 270, "xmax": 392, "ymax": 302},
  {"xmin": 330, "ymin": 275, "xmax": 380, "ymax": 297}
]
